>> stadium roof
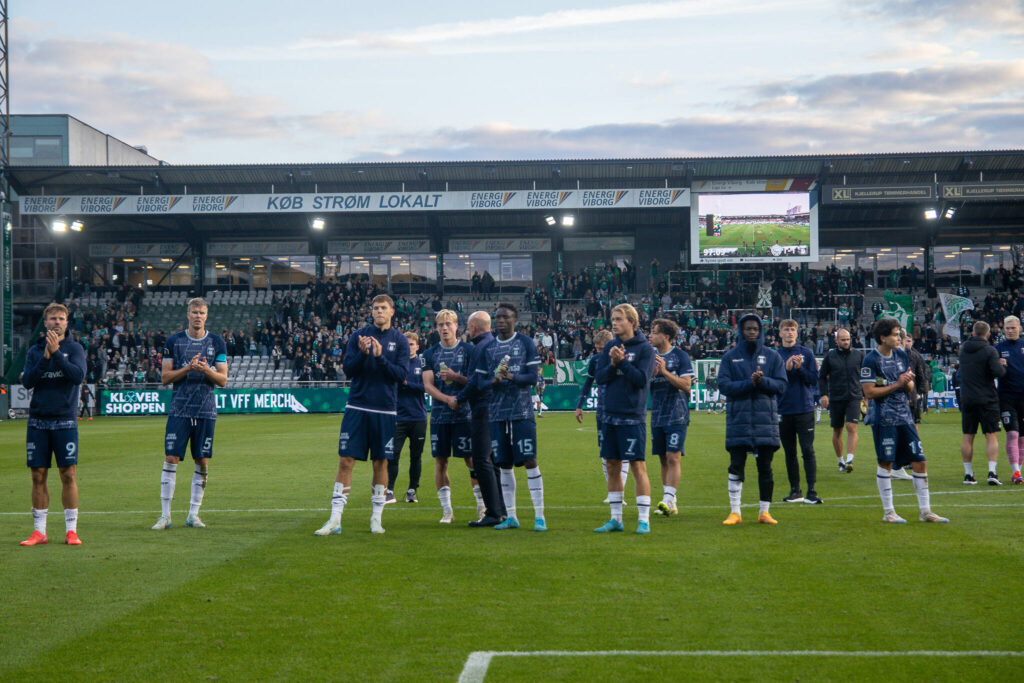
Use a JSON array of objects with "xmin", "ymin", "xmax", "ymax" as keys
[{"xmin": 8, "ymin": 149, "xmax": 1024, "ymax": 248}]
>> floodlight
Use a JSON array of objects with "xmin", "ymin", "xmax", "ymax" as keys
[
  {"xmin": 561, "ymin": 215, "xmax": 575, "ymax": 227},
  {"xmin": 70, "ymin": 220, "xmax": 84, "ymax": 232},
  {"xmin": 51, "ymin": 219, "xmax": 68, "ymax": 233},
  {"xmin": 944, "ymin": 207, "xmax": 956, "ymax": 219},
  {"xmin": 923, "ymin": 208, "xmax": 938, "ymax": 220},
  {"xmin": 544, "ymin": 215, "xmax": 556, "ymax": 226},
  {"xmin": 311, "ymin": 217, "xmax": 325, "ymax": 230}
]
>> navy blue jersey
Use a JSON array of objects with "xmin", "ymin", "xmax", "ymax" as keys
[
  {"xmin": 423, "ymin": 341, "xmax": 472, "ymax": 424},
  {"xmin": 861, "ymin": 348, "xmax": 914, "ymax": 427},
  {"xmin": 487, "ymin": 333, "xmax": 540, "ymax": 422},
  {"xmin": 650, "ymin": 347, "xmax": 693, "ymax": 427},
  {"xmin": 576, "ymin": 354, "xmax": 604, "ymax": 422},
  {"xmin": 163, "ymin": 331, "xmax": 228, "ymax": 419},
  {"xmin": 397, "ymin": 354, "xmax": 428, "ymax": 422},
  {"xmin": 996, "ymin": 337, "xmax": 1024, "ymax": 399},
  {"xmin": 342, "ymin": 325, "xmax": 410, "ymax": 414},
  {"xmin": 22, "ymin": 335, "xmax": 87, "ymax": 421}
]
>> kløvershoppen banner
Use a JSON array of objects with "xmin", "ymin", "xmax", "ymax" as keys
[
  {"xmin": 100, "ymin": 382, "xmax": 721, "ymax": 416},
  {"xmin": 100, "ymin": 386, "xmax": 595, "ymax": 415}
]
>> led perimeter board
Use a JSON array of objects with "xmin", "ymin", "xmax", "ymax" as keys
[{"xmin": 690, "ymin": 190, "xmax": 818, "ymax": 264}]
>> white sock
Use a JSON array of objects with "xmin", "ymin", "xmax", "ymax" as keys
[
  {"xmin": 526, "ymin": 466, "xmax": 544, "ymax": 520},
  {"xmin": 160, "ymin": 462, "xmax": 178, "ymax": 518},
  {"xmin": 620, "ymin": 461, "xmax": 630, "ymax": 486},
  {"xmin": 500, "ymin": 469, "xmax": 517, "ymax": 518},
  {"xmin": 330, "ymin": 482, "xmax": 349, "ymax": 524},
  {"xmin": 759, "ymin": 500, "xmax": 770, "ymax": 514},
  {"xmin": 371, "ymin": 484, "xmax": 386, "ymax": 523},
  {"xmin": 876, "ymin": 466, "xmax": 894, "ymax": 512},
  {"xmin": 601, "ymin": 459, "xmax": 610, "ymax": 482},
  {"xmin": 988, "ymin": 461, "xmax": 998, "ymax": 475},
  {"xmin": 846, "ymin": 453, "xmax": 855, "ymax": 464},
  {"xmin": 964, "ymin": 462, "xmax": 974, "ymax": 476},
  {"xmin": 662, "ymin": 485, "xmax": 677, "ymax": 507},
  {"xmin": 608, "ymin": 491, "xmax": 623, "ymax": 522},
  {"xmin": 636, "ymin": 495, "xmax": 651, "ymax": 523},
  {"xmin": 64, "ymin": 508, "xmax": 78, "ymax": 533},
  {"xmin": 32, "ymin": 507, "xmax": 48, "ymax": 535},
  {"xmin": 189, "ymin": 466, "xmax": 207, "ymax": 518},
  {"xmin": 728, "ymin": 474, "xmax": 742, "ymax": 514},
  {"xmin": 438, "ymin": 485, "xmax": 452, "ymax": 513},
  {"xmin": 472, "ymin": 485, "xmax": 483, "ymax": 509},
  {"xmin": 912, "ymin": 472, "xmax": 930, "ymax": 512}
]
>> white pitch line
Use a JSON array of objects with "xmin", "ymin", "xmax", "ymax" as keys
[{"xmin": 458, "ymin": 649, "xmax": 1024, "ymax": 683}]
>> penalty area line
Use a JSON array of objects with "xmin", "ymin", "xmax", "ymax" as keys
[{"xmin": 457, "ymin": 649, "xmax": 1024, "ymax": 683}]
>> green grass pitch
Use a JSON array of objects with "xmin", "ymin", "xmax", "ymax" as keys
[
  {"xmin": 1, "ymin": 411, "xmax": 1021, "ymax": 681},
  {"xmin": 700, "ymin": 222, "xmax": 809, "ymax": 250}
]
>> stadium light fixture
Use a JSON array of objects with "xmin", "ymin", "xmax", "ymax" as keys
[
  {"xmin": 51, "ymin": 219, "xmax": 68, "ymax": 233},
  {"xmin": 944, "ymin": 207, "xmax": 956, "ymax": 219},
  {"xmin": 311, "ymin": 217, "xmax": 326, "ymax": 231},
  {"xmin": 561, "ymin": 214, "xmax": 575, "ymax": 228},
  {"xmin": 544, "ymin": 215, "xmax": 557, "ymax": 226},
  {"xmin": 70, "ymin": 220, "xmax": 84, "ymax": 232},
  {"xmin": 923, "ymin": 208, "xmax": 938, "ymax": 220}
]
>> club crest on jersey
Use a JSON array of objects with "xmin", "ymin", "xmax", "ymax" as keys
[
  {"xmin": 207, "ymin": 346, "xmax": 214, "ymax": 355},
  {"xmin": 757, "ymin": 355, "xmax": 766, "ymax": 365},
  {"xmin": 388, "ymin": 342, "xmax": 396, "ymax": 352},
  {"xmin": 860, "ymin": 367, "xmax": 872, "ymax": 378},
  {"xmin": 627, "ymin": 352, "xmax": 636, "ymax": 362}
]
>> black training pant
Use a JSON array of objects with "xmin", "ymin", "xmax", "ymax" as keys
[
  {"xmin": 470, "ymin": 407, "xmax": 506, "ymax": 519},
  {"xmin": 387, "ymin": 420, "xmax": 426, "ymax": 491},
  {"xmin": 728, "ymin": 446, "xmax": 776, "ymax": 503},
  {"xmin": 779, "ymin": 411, "xmax": 817, "ymax": 492}
]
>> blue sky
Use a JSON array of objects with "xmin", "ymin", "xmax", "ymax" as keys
[{"xmin": 14, "ymin": 1, "xmax": 1024, "ymax": 164}]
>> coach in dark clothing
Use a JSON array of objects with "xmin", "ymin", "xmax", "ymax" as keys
[
  {"xmin": 719, "ymin": 314, "xmax": 788, "ymax": 524},
  {"xmin": 452, "ymin": 311, "xmax": 506, "ymax": 526},
  {"xmin": 901, "ymin": 333, "xmax": 929, "ymax": 423},
  {"xmin": 959, "ymin": 321, "xmax": 1006, "ymax": 484},
  {"xmin": 818, "ymin": 328, "xmax": 864, "ymax": 473}
]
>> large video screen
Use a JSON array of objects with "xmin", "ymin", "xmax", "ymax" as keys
[{"xmin": 690, "ymin": 191, "xmax": 818, "ymax": 264}]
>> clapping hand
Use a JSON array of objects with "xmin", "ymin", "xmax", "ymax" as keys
[
  {"xmin": 653, "ymin": 355, "xmax": 666, "ymax": 375},
  {"xmin": 751, "ymin": 365, "xmax": 764, "ymax": 385},
  {"xmin": 609, "ymin": 345, "xmax": 625, "ymax": 365},
  {"xmin": 44, "ymin": 329, "xmax": 61, "ymax": 357}
]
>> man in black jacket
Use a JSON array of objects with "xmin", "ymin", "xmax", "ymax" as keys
[
  {"xmin": 901, "ymin": 332, "xmax": 929, "ymax": 424},
  {"xmin": 958, "ymin": 320, "xmax": 1006, "ymax": 485},
  {"xmin": 818, "ymin": 328, "xmax": 863, "ymax": 473}
]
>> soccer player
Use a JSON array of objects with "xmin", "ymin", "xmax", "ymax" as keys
[
  {"xmin": 422, "ymin": 310, "xmax": 483, "ymax": 523},
  {"xmin": 958, "ymin": 320, "xmax": 1005, "ymax": 485},
  {"xmin": 594, "ymin": 303, "xmax": 655, "ymax": 534},
  {"xmin": 996, "ymin": 315, "xmax": 1024, "ymax": 484},
  {"xmin": 648, "ymin": 318, "xmax": 693, "ymax": 516},
  {"xmin": 576, "ymin": 329, "xmax": 630, "ymax": 496},
  {"xmin": 776, "ymin": 319, "xmax": 821, "ymax": 504},
  {"xmin": 719, "ymin": 314, "xmax": 787, "ymax": 526},
  {"xmin": 861, "ymin": 317, "xmax": 948, "ymax": 523},
  {"xmin": 818, "ymin": 328, "xmax": 863, "ymax": 473},
  {"xmin": 387, "ymin": 331, "xmax": 428, "ymax": 504},
  {"xmin": 152, "ymin": 298, "xmax": 228, "ymax": 531},
  {"xmin": 20, "ymin": 303, "xmax": 87, "ymax": 546},
  {"xmin": 315, "ymin": 295, "xmax": 409, "ymax": 536},
  {"xmin": 489, "ymin": 303, "xmax": 546, "ymax": 531}
]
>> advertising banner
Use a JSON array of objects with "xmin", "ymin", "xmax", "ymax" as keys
[
  {"xmin": 21, "ymin": 188, "xmax": 690, "ymax": 216},
  {"xmin": 100, "ymin": 388, "xmax": 348, "ymax": 415},
  {"xmin": 823, "ymin": 185, "xmax": 933, "ymax": 203}
]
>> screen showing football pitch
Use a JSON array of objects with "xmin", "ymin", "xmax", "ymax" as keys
[{"xmin": 690, "ymin": 190, "xmax": 818, "ymax": 264}]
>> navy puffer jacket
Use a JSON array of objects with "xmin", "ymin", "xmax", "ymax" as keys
[{"xmin": 719, "ymin": 314, "xmax": 788, "ymax": 449}]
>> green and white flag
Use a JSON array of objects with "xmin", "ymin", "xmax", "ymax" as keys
[
  {"xmin": 939, "ymin": 292, "xmax": 974, "ymax": 341},
  {"xmin": 879, "ymin": 291, "xmax": 913, "ymax": 331}
]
